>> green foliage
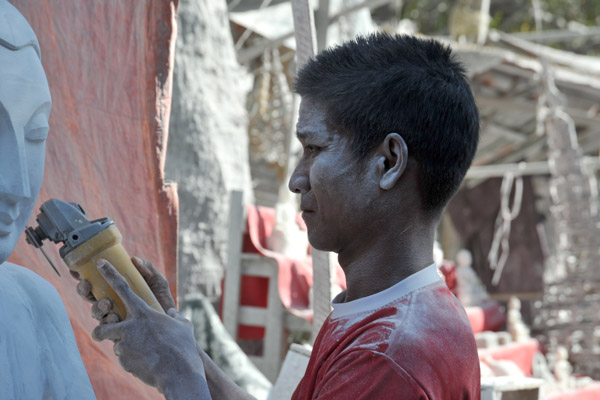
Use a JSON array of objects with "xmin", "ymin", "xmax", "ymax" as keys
[{"xmin": 373, "ymin": 0, "xmax": 600, "ymax": 54}]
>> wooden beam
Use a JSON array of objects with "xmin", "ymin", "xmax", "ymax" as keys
[
  {"xmin": 475, "ymin": 95, "xmax": 600, "ymax": 128},
  {"xmin": 465, "ymin": 157, "xmax": 600, "ymax": 180},
  {"xmin": 236, "ymin": 0, "xmax": 392, "ymax": 63},
  {"xmin": 315, "ymin": 0, "xmax": 330, "ymax": 52},
  {"xmin": 222, "ymin": 190, "xmax": 245, "ymax": 339},
  {"xmin": 512, "ymin": 27, "xmax": 600, "ymax": 43}
]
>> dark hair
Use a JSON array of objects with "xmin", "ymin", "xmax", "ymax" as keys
[{"xmin": 294, "ymin": 33, "xmax": 479, "ymax": 212}]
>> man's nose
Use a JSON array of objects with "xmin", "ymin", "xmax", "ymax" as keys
[{"xmin": 288, "ymin": 162, "xmax": 310, "ymax": 194}]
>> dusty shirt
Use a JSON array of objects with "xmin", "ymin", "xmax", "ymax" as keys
[
  {"xmin": 292, "ymin": 264, "xmax": 480, "ymax": 399},
  {"xmin": 0, "ymin": 262, "xmax": 96, "ymax": 400}
]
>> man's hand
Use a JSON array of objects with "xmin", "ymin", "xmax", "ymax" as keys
[
  {"xmin": 89, "ymin": 259, "xmax": 211, "ymax": 399},
  {"xmin": 73, "ymin": 256, "xmax": 175, "ymax": 317}
]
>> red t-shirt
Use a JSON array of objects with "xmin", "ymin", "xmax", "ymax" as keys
[{"xmin": 292, "ymin": 265, "xmax": 480, "ymax": 399}]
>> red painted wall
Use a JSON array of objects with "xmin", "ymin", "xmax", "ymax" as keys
[{"xmin": 7, "ymin": 1, "xmax": 179, "ymax": 398}]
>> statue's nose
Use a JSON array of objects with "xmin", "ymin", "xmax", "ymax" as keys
[{"xmin": 0, "ymin": 131, "xmax": 32, "ymax": 203}]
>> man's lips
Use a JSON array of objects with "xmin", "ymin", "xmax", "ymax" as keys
[
  {"xmin": 300, "ymin": 205, "xmax": 315, "ymax": 213},
  {"xmin": 300, "ymin": 198, "xmax": 315, "ymax": 213}
]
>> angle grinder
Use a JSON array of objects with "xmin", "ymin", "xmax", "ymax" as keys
[{"xmin": 25, "ymin": 199, "xmax": 164, "ymax": 320}]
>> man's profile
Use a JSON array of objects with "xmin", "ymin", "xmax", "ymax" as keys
[
  {"xmin": 288, "ymin": 33, "xmax": 480, "ymax": 398},
  {"xmin": 88, "ymin": 33, "xmax": 481, "ymax": 399}
]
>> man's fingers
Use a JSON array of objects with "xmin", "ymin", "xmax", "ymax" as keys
[
  {"xmin": 100, "ymin": 313, "xmax": 120, "ymax": 325},
  {"xmin": 91, "ymin": 298, "xmax": 113, "ymax": 320},
  {"xmin": 76, "ymin": 279, "xmax": 97, "ymax": 303},
  {"xmin": 70, "ymin": 269, "xmax": 81, "ymax": 281},
  {"xmin": 132, "ymin": 256, "xmax": 157, "ymax": 280},
  {"xmin": 132, "ymin": 256, "xmax": 176, "ymax": 311},
  {"xmin": 113, "ymin": 340, "xmax": 123, "ymax": 357},
  {"xmin": 96, "ymin": 259, "xmax": 143, "ymax": 316},
  {"xmin": 92, "ymin": 320, "xmax": 128, "ymax": 342}
]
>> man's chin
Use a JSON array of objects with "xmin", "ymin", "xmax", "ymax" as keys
[{"xmin": 307, "ymin": 233, "xmax": 336, "ymax": 253}]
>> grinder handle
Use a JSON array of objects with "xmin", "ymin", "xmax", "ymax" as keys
[
  {"xmin": 79, "ymin": 249, "xmax": 165, "ymax": 320},
  {"xmin": 65, "ymin": 225, "xmax": 165, "ymax": 320}
]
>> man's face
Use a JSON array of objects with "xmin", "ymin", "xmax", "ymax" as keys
[
  {"xmin": 288, "ymin": 100, "xmax": 376, "ymax": 252},
  {"xmin": 0, "ymin": 45, "xmax": 51, "ymax": 264}
]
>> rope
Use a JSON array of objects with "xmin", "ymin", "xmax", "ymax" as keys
[{"xmin": 488, "ymin": 172, "xmax": 524, "ymax": 286}]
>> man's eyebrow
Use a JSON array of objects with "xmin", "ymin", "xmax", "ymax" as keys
[
  {"xmin": 297, "ymin": 126, "xmax": 322, "ymax": 139},
  {"xmin": 296, "ymin": 130, "xmax": 309, "ymax": 140}
]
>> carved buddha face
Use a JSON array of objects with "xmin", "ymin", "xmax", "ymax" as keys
[{"xmin": 0, "ymin": 0, "xmax": 51, "ymax": 264}]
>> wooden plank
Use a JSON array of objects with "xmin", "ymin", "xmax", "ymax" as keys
[
  {"xmin": 476, "ymin": 95, "xmax": 600, "ymax": 127},
  {"xmin": 241, "ymin": 253, "xmax": 278, "ymax": 278},
  {"xmin": 263, "ymin": 260, "xmax": 285, "ymax": 382},
  {"xmin": 512, "ymin": 27, "xmax": 600, "ymax": 43},
  {"xmin": 238, "ymin": 306, "xmax": 268, "ymax": 325},
  {"xmin": 466, "ymin": 157, "xmax": 600, "ymax": 179},
  {"xmin": 222, "ymin": 190, "xmax": 245, "ymax": 339}
]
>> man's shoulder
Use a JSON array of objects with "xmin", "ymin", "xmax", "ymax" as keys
[
  {"xmin": 347, "ymin": 281, "xmax": 480, "ymax": 397},
  {"xmin": 327, "ymin": 280, "xmax": 474, "ymax": 355},
  {"xmin": 386, "ymin": 280, "xmax": 476, "ymax": 352}
]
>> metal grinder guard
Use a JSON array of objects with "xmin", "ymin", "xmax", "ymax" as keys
[{"xmin": 25, "ymin": 199, "xmax": 164, "ymax": 320}]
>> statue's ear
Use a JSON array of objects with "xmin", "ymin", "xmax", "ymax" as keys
[{"xmin": 376, "ymin": 133, "xmax": 408, "ymax": 190}]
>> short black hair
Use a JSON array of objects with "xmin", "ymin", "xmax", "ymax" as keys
[{"xmin": 294, "ymin": 33, "xmax": 479, "ymax": 213}]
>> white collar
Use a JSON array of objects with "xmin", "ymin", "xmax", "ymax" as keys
[{"xmin": 330, "ymin": 263, "xmax": 440, "ymax": 320}]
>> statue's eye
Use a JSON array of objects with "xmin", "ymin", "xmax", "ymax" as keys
[{"xmin": 25, "ymin": 113, "xmax": 49, "ymax": 142}]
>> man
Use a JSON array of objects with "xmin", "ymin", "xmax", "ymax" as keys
[{"xmin": 89, "ymin": 33, "xmax": 480, "ymax": 399}]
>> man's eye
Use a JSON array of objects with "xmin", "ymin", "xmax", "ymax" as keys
[{"xmin": 305, "ymin": 145, "xmax": 319, "ymax": 154}]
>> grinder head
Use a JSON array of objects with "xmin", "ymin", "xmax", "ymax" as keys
[{"xmin": 25, "ymin": 199, "xmax": 113, "ymax": 260}]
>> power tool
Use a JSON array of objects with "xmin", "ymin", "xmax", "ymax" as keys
[{"xmin": 25, "ymin": 199, "xmax": 164, "ymax": 320}]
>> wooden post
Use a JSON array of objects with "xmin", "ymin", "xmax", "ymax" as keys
[
  {"xmin": 222, "ymin": 190, "xmax": 244, "ymax": 340},
  {"xmin": 290, "ymin": 0, "xmax": 334, "ymax": 341},
  {"xmin": 315, "ymin": 0, "xmax": 330, "ymax": 52}
]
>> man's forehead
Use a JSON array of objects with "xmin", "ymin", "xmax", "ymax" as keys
[{"xmin": 297, "ymin": 100, "xmax": 328, "ymax": 136}]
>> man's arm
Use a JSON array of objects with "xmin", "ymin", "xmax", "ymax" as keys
[
  {"xmin": 196, "ymin": 346, "xmax": 255, "ymax": 400},
  {"xmin": 78, "ymin": 258, "xmax": 254, "ymax": 399}
]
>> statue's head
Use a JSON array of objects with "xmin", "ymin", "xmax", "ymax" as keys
[{"xmin": 0, "ymin": 0, "xmax": 51, "ymax": 264}]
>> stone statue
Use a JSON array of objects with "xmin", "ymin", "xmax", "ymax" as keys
[
  {"xmin": 507, "ymin": 296, "xmax": 531, "ymax": 343},
  {"xmin": 0, "ymin": 1, "xmax": 95, "ymax": 398},
  {"xmin": 553, "ymin": 346, "xmax": 573, "ymax": 391},
  {"xmin": 455, "ymin": 249, "xmax": 488, "ymax": 306}
]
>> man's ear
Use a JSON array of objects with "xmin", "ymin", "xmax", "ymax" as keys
[{"xmin": 376, "ymin": 133, "xmax": 408, "ymax": 190}]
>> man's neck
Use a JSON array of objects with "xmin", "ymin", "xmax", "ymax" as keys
[{"xmin": 337, "ymin": 223, "xmax": 436, "ymax": 303}]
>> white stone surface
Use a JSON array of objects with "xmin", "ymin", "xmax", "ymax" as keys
[
  {"xmin": 0, "ymin": 263, "xmax": 96, "ymax": 399},
  {"xmin": 0, "ymin": 6, "xmax": 49, "ymax": 264},
  {"xmin": 0, "ymin": 1, "xmax": 95, "ymax": 398}
]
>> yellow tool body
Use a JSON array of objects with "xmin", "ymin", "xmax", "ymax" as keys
[
  {"xmin": 25, "ymin": 199, "xmax": 165, "ymax": 321},
  {"xmin": 64, "ymin": 225, "xmax": 164, "ymax": 320}
]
